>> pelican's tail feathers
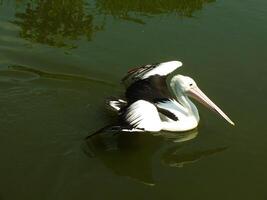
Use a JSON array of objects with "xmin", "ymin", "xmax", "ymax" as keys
[{"xmin": 106, "ymin": 97, "xmax": 127, "ymax": 112}]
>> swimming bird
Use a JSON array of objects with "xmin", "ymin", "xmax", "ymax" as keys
[{"xmin": 107, "ymin": 61, "xmax": 234, "ymax": 133}]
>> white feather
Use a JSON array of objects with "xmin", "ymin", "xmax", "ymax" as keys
[
  {"xmin": 142, "ymin": 61, "xmax": 182, "ymax": 79},
  {"xmin": 125, "ymin": 100, "xmax": 162, "ymax": 132},
  {"xmin": 108, "ymin": 99, "xmax": 126, "ymax": 112}
]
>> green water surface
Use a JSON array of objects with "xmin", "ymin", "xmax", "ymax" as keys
[{"xmin": 0, "ymin": 0, "xmax": 267, "ymax": 199}]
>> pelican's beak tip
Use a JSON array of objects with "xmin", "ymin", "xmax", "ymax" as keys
[{"xmin": 229, "ymin": 120, "xmax": 235, "ymax": 126}]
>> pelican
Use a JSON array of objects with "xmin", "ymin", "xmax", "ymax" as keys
[{"xmin": 106, "ymin": 61, "xmax": 234, "ymax": 133}]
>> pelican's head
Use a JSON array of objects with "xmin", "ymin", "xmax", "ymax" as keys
[
  {"xmin": 171, "ymin": 75, "xmax": 235, "ymax": 126},
  {"xmin": 171, "ymin": 75, "xmax": 197, "ymax": 93}
]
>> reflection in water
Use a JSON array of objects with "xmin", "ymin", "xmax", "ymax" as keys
[
  {"xmin": 152, "ymin": 129, "xmax": 198, "ymax": 143},
  {"xmin": 84, "ymin": 130, "xmax": 227, "ymax": 185},
  {"xmin": 96, "ymin": 0, "xmax": 215, "ymax": 18},
  {"xmin": 162, "ymin": 146, "xmax": 227, "ymax": 168},
  {"xmin": 11, "ymin": 0, "xmax": 215, "ymax": 47},
  {"xmin": 13, "ymin": 0, "xmax": 102, "ymax": 48}
]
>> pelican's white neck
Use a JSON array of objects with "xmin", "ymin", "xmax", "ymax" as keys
[{"xmin": 170, "ymin": 78, "xmax": 199, "ymax": 120}]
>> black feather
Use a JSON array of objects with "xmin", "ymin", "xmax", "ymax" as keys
[
  {"xmin": 157, "ymin": 107, "xmax": 179, "ymax": 121},
  {"xmin": 125, "ymin": 75, "xmax": 173, "ymax": 104}
]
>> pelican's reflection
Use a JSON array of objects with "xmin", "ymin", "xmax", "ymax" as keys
[
  {"xmin": 84, "ymin": 130, "xmax": 227, "ymax": 186},
  {"xmin": 162, "ymin": 145, "xmax": 227, "ymax": 168}
]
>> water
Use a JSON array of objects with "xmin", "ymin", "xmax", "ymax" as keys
[{"xmin": 0, "ymin": 0, "xmax": 267, "ymax": 199}]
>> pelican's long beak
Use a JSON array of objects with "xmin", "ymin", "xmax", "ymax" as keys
[{"xmin": 187, "ymin": 86, "xmax": 235, "ymax": 126}]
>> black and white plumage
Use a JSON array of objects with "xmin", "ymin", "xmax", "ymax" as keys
[
  {"xmin": 122, "ymin": 61, "xmax": 182, "ymax": 87},
  {"xmin": 106, "ymin": 60, "xmax": 234, "ymax": 133}
]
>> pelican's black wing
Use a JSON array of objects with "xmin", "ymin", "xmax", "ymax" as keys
[
  {"xmin": 125, "ymin": 75, "xmax": 171, "ymax": 103},
  {"xmin": 122, "ymin": 60, "xmax": 182, "ymax": 102}
]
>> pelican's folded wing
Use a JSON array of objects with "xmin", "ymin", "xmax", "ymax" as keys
[
  {"xmin": 122, "ymin": 61, "xmax": 182, "ymax": 87},
  {"xmin": 123, "ymin": 100, "xmax": 162, "ymax": 132}
]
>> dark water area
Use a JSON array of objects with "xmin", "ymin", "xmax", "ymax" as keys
[{"xmin": 0, "ymin": 0, "xmax": 267, "ymax": 199}]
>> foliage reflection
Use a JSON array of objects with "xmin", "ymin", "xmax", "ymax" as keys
[
  {"xmin": 12, "ymin": 0, "xmax": 215, "ymax": 47},
  {"xmin": 13, "ymin": 0, "xmax": 101, "ymax": 48},
  {"xmin": 96, "ymin": 0, "xmax": 215, "ymax": 18}
]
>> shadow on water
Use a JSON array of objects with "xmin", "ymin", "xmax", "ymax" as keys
[
  {"xmin": 11, "ymin": 0, "xmax": 215, "ymax": 47},
  {"xmin": 83, "ymin": 130, "xmax": 227, "ymax": 186}
]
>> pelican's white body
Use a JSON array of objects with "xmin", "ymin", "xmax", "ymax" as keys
[
  {"xmin": 157, "ymin": 99, "xmax": 199, "ymax": 132},
  {"xmin": 124, "ymin": 94, "xmax": 199, "ymax": 132}
]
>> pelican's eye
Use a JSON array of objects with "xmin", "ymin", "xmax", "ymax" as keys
[{"xmin": 189, "ymin": 83, "xmax": 193, "ymax": 86}]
